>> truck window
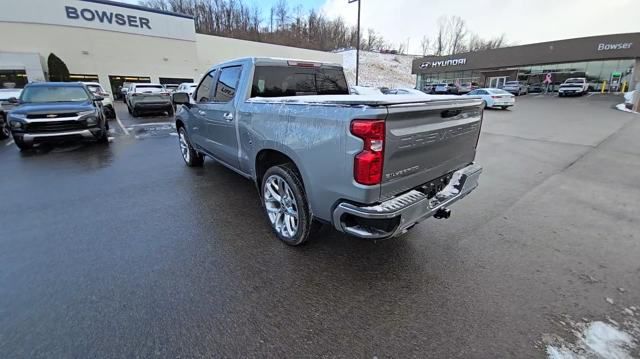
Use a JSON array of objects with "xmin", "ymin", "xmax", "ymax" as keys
[
  {"xmin": 251, "ymin": 66, "xmax": 348, "ymax": 98},
  {"xmin": 214, "ymin": 66, "xmax": 242, "ymax": 102},
  {"xmin": 196, "ymin": 70, "xmax": 216, "ymax": 103}
]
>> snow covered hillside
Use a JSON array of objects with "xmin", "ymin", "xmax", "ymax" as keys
[{"xmin": 339, "ymin": 50, "xmax": 417, "ymax": 89}]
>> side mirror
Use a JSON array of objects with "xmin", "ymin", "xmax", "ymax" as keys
[
  {"xmin": 172, "ymin": 92, "xmax": 190, "ymax": 105},
  {"xmin": 93, "ymin": 96, "xmax": 104, "ymax": 102},
  {"xmin": 8, "ymin": 97, "xmax": 19, "ymax": 104}
]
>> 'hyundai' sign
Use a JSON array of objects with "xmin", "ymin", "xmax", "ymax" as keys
[{"xmin": 420, "ymin": 58, "xmax": 467, "ymax": 69}]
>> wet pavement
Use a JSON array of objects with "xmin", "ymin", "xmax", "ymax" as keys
[{"xmin": 1, "ymin": 96, "xmax": 639, "ymax": 358}]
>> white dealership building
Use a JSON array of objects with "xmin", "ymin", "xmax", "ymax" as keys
[{"xmin": 0, "ymin": 0, "xmax": 341, "ymax": 95}]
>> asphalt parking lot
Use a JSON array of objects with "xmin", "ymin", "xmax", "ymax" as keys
[{"xmin": 1, "ymin": 95, "xmax": 639, "ymax": 358}]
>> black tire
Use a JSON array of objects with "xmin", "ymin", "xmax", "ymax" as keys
[
  {"xmin": 261, "ymin": 164, "xmax": 320, "ymax": 246},
  {"xmin": 0, "ymin": 118, "xmax": 9, "ymax": 140},
  {"xmin": 127, "ymin": 105, "xmax": 132, "ymax": 114},
  {"xmin": 501, "ymin": 106, "xmax": 508, "ymax": 110},
  {"xmin": 106, "ymin": 105, "xmax": 116, "ymax": 119},
  {"xmin": 131, "ymin": 108, "xmax": 139, "ymax": 117},
  {"xmin": 178, "ymin": 127, "xmax": 203, "ymax": 167},
  {"xmin": 13, "ymin": 136, "xmax": 32, "ymax": 151}
]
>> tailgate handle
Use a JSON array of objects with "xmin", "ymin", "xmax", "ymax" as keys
[{"xmin": 441, "ymin": 109, "xmax": 462, "ymax": 118}]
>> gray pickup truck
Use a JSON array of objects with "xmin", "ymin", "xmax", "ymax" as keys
[{"xmin": 172, "ymin": 57, "xmax": 483, "ymax": 245}]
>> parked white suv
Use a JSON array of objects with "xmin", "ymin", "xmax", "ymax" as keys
[
  {"xmin": 175, "ymin": 82, "xmax": 198, "ymax": 97},
  {"xmin": 83, "ymin": 82, "xmax": 115, "ymax": 118},
  {"xmin": 558, "ymin": 78, "xmax": 588, "ymax": 97}
]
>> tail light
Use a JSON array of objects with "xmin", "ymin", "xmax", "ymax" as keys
[
  {"xmin": 491, "ymin": 96, "xmax": 501, "ymax": 99},
  {"xmin": 351, "ymin": 119, "xmax": 385, "ymax": 185}
]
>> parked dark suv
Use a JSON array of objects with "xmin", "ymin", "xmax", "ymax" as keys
[{"xmin": 6, "ymin": 82, "xmax": 109, "ymax": 150}]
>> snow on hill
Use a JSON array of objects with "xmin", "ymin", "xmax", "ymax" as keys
[{"xmin": 339, "ymin": 50, "xmax": 417, "ymax": 89}]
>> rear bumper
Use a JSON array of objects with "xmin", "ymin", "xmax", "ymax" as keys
[
  {"xmin": 133, "ymin": 102, "xmax": 171, "ymax": 111},
  {"xmin": 332, "ymin": 163, "xmax": 482, "ymax": 239},
  {"xmin": 558, "ymin": 88, "xmax": 584, "ymax": 95}
]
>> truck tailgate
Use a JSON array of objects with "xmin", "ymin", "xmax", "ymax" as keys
[{"xmin": 381, "ymin": 98, "xmax": 483, "ymax": 200}]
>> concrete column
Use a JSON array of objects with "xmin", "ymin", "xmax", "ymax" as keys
[
  {"xmin": 97, "ymin": 73, "xmax": 112, "ymax": 96},
  {"xmin": 632, "ymin": 58, "xmax": 640, "ymax": 91}
]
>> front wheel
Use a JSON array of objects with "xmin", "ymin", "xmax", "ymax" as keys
[
  {"xmin": 0, "ymin": 118, "xmax": 9, "ymax": 140},
  {"xmin": 178, "ymin": 127, "xmax": 203, "ymax": 167},
  {"xmin": 501, "ymin": 106, "xmax": 509, "ymax": 110},
  {"xmin": 13, "ymin": 136, "xmax": 32, "ymax": 151},
  {"xmin": 262, "ymin": 164, "xmax": 319, "ymax": 246}
]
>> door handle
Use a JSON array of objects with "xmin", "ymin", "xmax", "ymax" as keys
[
  {"xmin": 198, "ymin": 110, "xmax": 206, "ymax": 116},
  {"xmin": 223, "ymin": 112, "xmax": 234, "ymax": 121}
]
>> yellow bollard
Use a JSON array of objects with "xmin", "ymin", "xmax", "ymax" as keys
[
  {"xmin": 621, "ymin": 81, "xmax": 627, "ymax": 93},
  {"xmin": 601, "ymin": 80, "xmax": 607, "ymax": 94}
]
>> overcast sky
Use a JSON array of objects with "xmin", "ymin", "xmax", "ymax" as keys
[{"xmin": 118, "ymin": 0, "xmax": 637, "ymax": 54}]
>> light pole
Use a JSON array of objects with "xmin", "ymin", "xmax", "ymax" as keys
[{"xmin": 348, "ymin": 0, "xmax": 361, "ymax": 85}]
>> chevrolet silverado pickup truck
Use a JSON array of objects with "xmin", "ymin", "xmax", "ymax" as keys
[{"xmin": 172, "ymin": 57, "xmax": 484, "ymax": 246}]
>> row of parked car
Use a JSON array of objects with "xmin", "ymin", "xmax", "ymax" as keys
[
  {"xmin": 421, "ymin": 78, "xmax": 591, "ymax": 97},
  {"xmin": 350, "ymin": 85, "xmax": 517, "ymax": 110}
]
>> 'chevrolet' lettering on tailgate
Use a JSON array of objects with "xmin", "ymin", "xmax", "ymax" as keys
[{"xmin": 398, "ymin": 123, "xmax": 479, "ymax": 150}]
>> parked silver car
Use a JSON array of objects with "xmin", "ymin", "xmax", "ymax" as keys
[{"xmin": 502, "ymin": 81, "xmax": 528, "ymax": 96}]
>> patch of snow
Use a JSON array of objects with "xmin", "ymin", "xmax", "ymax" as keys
[
  {"xmin": 616, "ymin": 103, "xmax": 638, "ymax": 114},
  {"xmin": 350, "ymin": 85, "xmax": 383, "ymax": 95},
  {"xmin": 546, "ymin": 345, "xmax": 576, "ymax": 359},
  {"xmin": 249, "ymin": 93, "xmax": 462, "ymax": 105},
  {"xmin": 339, "ymin": 50, "xmax": 417, "ymax": 88},
  {"xmin": 607, "ymin": 297, "xmax": 615, "ymax": 305},
  {"xmin": 584, "ymin": 322, "xmax": 635, "ymax": 359},
  {"xmin": 544, "ymin": 317, "xmax": 638, "ymax": 359}
]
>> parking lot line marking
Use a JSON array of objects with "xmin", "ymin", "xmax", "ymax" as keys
[
  {"xmin": 126, "ymin": 122, "xmax": 175, "ymax": 128},
  {"xmin": 6, "ymin": 140, "xmax": 14, "ymax": 146},
  {"xmin": 115, "ymin": 116, "xmax": 130, "ymax": 136}
]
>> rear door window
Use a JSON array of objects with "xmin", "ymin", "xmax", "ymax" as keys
[{"xmin": 251, "ymin": 66, "xmax": 348, "ymax": 98}]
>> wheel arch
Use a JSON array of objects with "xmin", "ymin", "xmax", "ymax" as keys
[{"xmin": 255, "ymin": 148, "xmax": 304, "ymax": 187}]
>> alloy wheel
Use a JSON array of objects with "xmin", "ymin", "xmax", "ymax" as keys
[
  {"xmin": 179, "ymin": 129, "xmax": 190, "ymax": 163},
  {"xmin": 263, "ymin": 174, "xmax": 299, "ymax": 239}
]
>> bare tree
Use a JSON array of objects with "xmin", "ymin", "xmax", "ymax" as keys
[
  {"xmin": 274, "ymin": 0, "xmax": 288, "ymax": 30},
  {"xmin": 420, "ymin": 35, "xmax": 430, "ymax": 56},
  {"xmin": 449, "ymin": 16, "xmax": 467, "ymax": 54},
  {"xmin": 140, "ymin": 0, "xmax": 388, "ymax": 52},
  {"xmin": 434, "ymin": 16, "xmax": 447, "ymax": 56}
]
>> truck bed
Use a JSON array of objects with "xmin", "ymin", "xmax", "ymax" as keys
[{"xmin": 248, "ymin": 94, "xmax": 468, "ymax": 106}]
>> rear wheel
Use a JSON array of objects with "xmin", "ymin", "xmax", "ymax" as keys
[
  {"xmin": 261, "ymin": 164, "xmax": 319, "ymax": 246},
  {"xmin": 178, "ymin": 127, "xmax": 203, "ymax": 167}
]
